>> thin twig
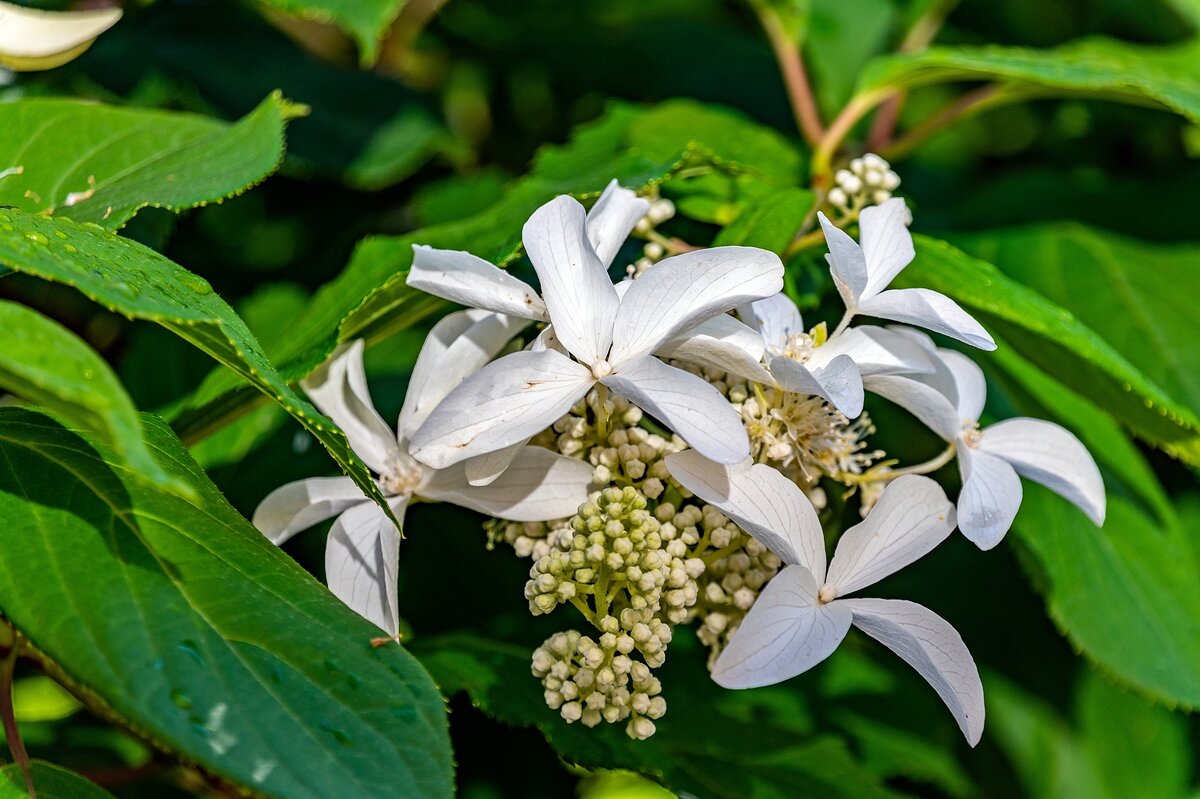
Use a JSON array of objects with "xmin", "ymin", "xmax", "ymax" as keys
[
  {"xmin": 755, "ymin": 4, "xmax": 825, "ymax": 145},
  {"xmin": 1, "ymin": 634, "xmax": 35, "ymax": 799},
  {"xmin": 880, "ymin": 84, "xmax": 1003, "ymax": 161}
]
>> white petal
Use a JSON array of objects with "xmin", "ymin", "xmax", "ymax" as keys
[
  {"xmin": 586, "ymin": 180, "xmax": 650, "ymax": 268},
  {"xmin": 712, "ymin": 566, "xmax": 852, "ymax": 689},
  {"xmin": 302, "ymin": 340, "xmax": 399, "ymax": 475},
  {"xmin": 739, "ymin": 293, "xmax": 804, "ymax": 352},
  {"xmin": 841, "ymin": 598, "xmax": 985, "ymax": 746},
  {"xmin": 603, "ymin": 356, "xmax": 749, "ymax": 465},
  {"xmin": 399, "ymin": 310, "xmax": 529, "ymax": 440},
  {"xmin": 980, "ymin": 418, "xmax": 1106, "ymax": 526},
  {"xmin": 858, "ymin": 198, "xmax": 916, "ymax": 300},
  {"xmin": 818, "ymin": 212, "xmax": 866, "ymax": 308},
  {"xmin": 939, "ymin": 349, "xmax": 987, "ymax": 422},
  {"xmin": 608, "ymin": 247, "xmax": 784, "ymax": 365},
  {"xmin": 463, "ymin": 441, "xmax": 526, "ymax": 486},
  {"xmin": 665, "ymin": 450, "xmax": 826, "ymax": 579},
  {"xmin": 956, "ymin": 445, "xmax": 1022, "ymax": 550},
  {"xmin": 825, "ymin": 475, "xmax": 955, "ymax": 596},
  {"xmin": 529, "ymin": 324, "xmax": 567, "ymax": 355},
  {"xmin": 523, "ymin": 196, "xmax": 619, "ymax": 365},
  {"xmin": 768, "ymin": 353, "xmax": 864, "ymax": 418},
  {"xmin": 325, "ymin": 497, "xmax": 408, "ymax": 636},
  {"xmin": 422, "ymin": 446, "xmax": 592, "ymax": 521},
  {"xmin": 857, "ymin": 288, "xmax": 996, "ymax": 350},
  {"xmin": 253, "ymin": 477, "xmax": 367, "ymax": 545},
  {"xmin": 656, "ymin": 314, "xmax": 774, "ymax": 384},
  {"xmin": 814, "ymin": 326, "xmax": 934, "ymax": 377},
  {"xmin": 0, "ymin": 5, "xmax": 121, "ymax": 61},
  {"xmin": 408, "ymin": 245, "xmax": 547, "ymax": 321},
  {"xmin": 862, "ymin": 373, "xmax": 961, "ymax": 441},
  {"xmin": 408, "ymin": 350, "xmax": 594, "ymax": 469}
]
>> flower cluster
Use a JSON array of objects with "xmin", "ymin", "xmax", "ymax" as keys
[{"xmin": 255, "ymin": 173, "xmax": 1106, "ymax": 747}]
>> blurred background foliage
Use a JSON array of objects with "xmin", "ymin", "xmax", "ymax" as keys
[{"xmin": 1, "ymin": 0, "xmax": 1199, "ymax": 796}]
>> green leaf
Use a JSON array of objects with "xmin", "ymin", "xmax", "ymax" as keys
[
  {"xmin": 898, "ymin": 236, "xmax": 1200, "ymax": 465},
  {"xmin": 1013, "ymin": 487, "xmax": 1200, "ymax": 708},
  {"xmin": 0, "ymin": 300, "xmax": 186, "ymax": 495},
  {"xmin": 0, "ymin": 408, "xmax": 453, "ymax": 799},
  {"xmin": 0, "ymin": 92, "xmax": 303, "ymax": 230},
  {"xmin": 416, "ymin": 634, "xmax": 907, "ymax": 799},
  {"xmin": 0, "ymin": 761, "xmax": 116, "ymax": 799},
  {"xmin": 713, "ymin": 187, "xmax": 814, "ymax": 254},
  {"xmin": 949, "ymin": 224, "xmax": 1200, "ymax": 419},
  {"xmin": 254, "ymin": 0, "xmax": 405, "ymax": 65},
  {"xmin": 858, "ymin": 37, "xmax": 1200, "ymax": 122},
  {"xmin": 0, "ymin": 209, "xmax": 396, "ymax": 526},
  {"xmin": 833, "ymin": 714, "xmax": 973, "ymax": 798}
]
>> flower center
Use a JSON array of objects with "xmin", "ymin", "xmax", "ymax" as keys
[
  {"xmin": 591, "ymin": 360, "xmax": 613, "ymax": 379},
  {"xmin": 817, "ymin": 583, "xmax": 837, "ymax": 604},
  {"xmin": 777, "ymin": 331, "xmax": 816, "ymax": 362},
  {"xmin": 379, "ymin": 459, "xmax": 424, "ymax": 497},
  {"xmin": 960, "ymin": 420, "xmax": 983, "ymax": 449}
]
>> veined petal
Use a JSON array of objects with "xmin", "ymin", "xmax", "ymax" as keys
[
  {"xmin": 409, "ymin": 245, "xmax": 546, "ymax": 321},
  {"xmin": 957, "ymin": 445, "xmax": 1022, "ymax": 550},
  {"xmin": 409, "ymin": 350, "xmax": 594, "ymax": 469},
  {"xmin": 656, "ymin": 314, "xmax": 774, "ymax": 384},
  {"xmin": 857, "ymin": 289, "xmax": 996, "ymax": 350},
  {"xmin": 940, "ymin": 349, "xmax": 987, "ymax": 422},
  {"xmin": 825, "ymin": 475, "xmax": 955, "ymax": 596},
  {"xmin": 858, "ymin": 198, "xmax": 915, "ymax": 300},
  {"xmin": 841, "ymin": 598, "xmax": 985, "ymax": 746},
  {"xmin": 979, "ymin": 418, "xmax": 1106, "ymax": 526},
  {"xmin": 253, "ymin": 476, "xmax": 367, "ymax": 546},
  {"xmin": 768, "ymin": 353, "xmax": 864, "ymax": 418},
  {"xmin": 586, "ymin": 180, "xmax": 650, "ymax": 268},
  {"xmin": 608, "ymin": 247, "xmax": 783, "ymax": 365},
  {"xmin": 464, "ymin": 441, "xmax": 526, "ymax": 486},
  {"xmin": 302, "ymin": 340, "xmax": 399, "ymax": 475},
  {"xmin": 665, "ymin": 450, "xmax": 826, "ymax": 579},
  {"xmin": 399, "ymin": 310, "xmax": 529, "ymax": 441},
  {"xmin": 739, "ymin": 293, "xmax": 804, "ymax": 352},
  {"xmin": 603, "ymin": 356, "xmax": 749, "ymax": 464},
  {"xmin": 523, "ymin": 196, "xmax": 619, "ymax": 364},
  {"xmin": 818, "ymin": 212, "xmax": 867, "ymax": 308},
  {"xmin": 422, "ymin": 446, "xmax": 593, "ymax": 521},
  {"xmin": 325, "ymin": 497, "xmax": 408, "ymax": 636},
  {"xmin": 813, "ymin": 326, "xmax": 934, "ymax": 377},
  {"xmin": 863, "ymin": 374, "xmax": 961, "ymax": 441},
  {"xmin": 712, "ymin": 566, "xmax": 852, "ymax": 689}
]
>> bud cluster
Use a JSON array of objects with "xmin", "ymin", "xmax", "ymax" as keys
[
  {"xmin": 533, "ymin": 625, "xmax": 668, "ymax": 739},
  {"xmin": 692, "ymin": 533, "xmax": 783, "ymax": 663},
  {"xmin": 628, "ymin": 196, "xmax": 676, "ymax": 277},
  {"xmin": 826, "ymin": 153, "xmax": 901, "ymax": 217}
]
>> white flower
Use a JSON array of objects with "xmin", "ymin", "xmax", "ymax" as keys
[
  {"xmin": 253, "ymin": 313, "xmax": 594, "ymax": 636},
  {"xmin": 734, "ymin": 291, "xmax": 934, "ymax": 417},
  {"xmin": 867, "ymin": 331, "xmax": 1106, "ymax": 549},
  {"xmin": 666, "ymin": 451, "xmax": 983, "ymax": 746},
  {"xmin": 819, "ymin": 198, "xmax": 995, "ymax": 351},
  {"xmin": 406, "ymin": 193, "xmax": 784, "ymax": 468}
]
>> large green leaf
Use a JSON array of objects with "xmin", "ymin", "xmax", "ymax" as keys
[
  {"xmin": 0, "ymin": 761, "xmax": 116, "ymax": 799},
  {"xmin": 0, "ymin": 300, "xmax": 186, "ymax": 494},
  {"xmin": 0, "ymin": 408, "xmax": 453, "ymax": 799},
  {"xmin": 0, "ymin": 93, "xmax": 302, "ymax": 230},
  {"xmin": 1013, "ymin": 487, "xmax": 1200, "ymax": 708},
  {"xmin": 712, "ymin": 187, "xmax": 814, "ymax": 254},
  {"xmin": 254, "ymin": 0, "xmax": 405, "ymax": 65},
  {"xmin": 950, "ymin": 224, "xmax": 1200, "ymax": 418},
  {"xmin": 858, "ymin": 37, "xmax": 1200, "ymax": 122},
  {"xmin": 898, "ymin": 236, "xmax": 1200, "ymax": 465},
  {"xmin": 416, "ymin": 634, "xmax": 908, "ymax": 799},
  {"xmin": 0, "ymin": 209, "xmax": 395, "ymax": 524}
]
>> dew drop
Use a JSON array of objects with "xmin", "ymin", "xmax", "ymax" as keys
[
  {"xmin": 24, "ymin": 231, "xmax": 48, "ymax": 245},
  {"xmin": 64, "ymin": 244, "xmax": 77, "ymax": 253},
  {"xmin": 112, "ymin": 280, "xmax": 141, "ymax": 299},
  {"xmin": 176, "ymin": 640, "xmax": 205, "ymax": 666},
  {"xmin": 320, "ymin": 723, "xmax": 353, "ymax": 747},
  {"xmin": 53, "ymin": 231, "xmax": 67, "ymax": 240},
  {"xmin": 171, "ymin": 689, "xmax": 193, "ymax": 710}
]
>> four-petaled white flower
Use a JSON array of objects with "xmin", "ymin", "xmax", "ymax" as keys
[
  {"xmin": 406, "ymin": 193, "xmax": 783, "ymax": 468},
  {"xmin": 735, "ymin": 291, "xmax": 934, "ymax": 417},
  {"xmin": 867, "ymin": 331, "xmax": 1106, "ymax": 549},
  {"xmin": 253, "ymin": 313, "xmax": 593, "ymax": 636},
  {"xmin": 819, "ymin": 198, "xmax": 996, "ymax": 352},
  {"xmin": 667, "ymin": 451, "xmax": 984, "ymax": 746}
]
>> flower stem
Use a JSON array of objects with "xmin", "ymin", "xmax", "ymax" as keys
[
  {"xmin": 1, "ymin": 633, "xmax": 36, "ymax": 799},
  {"xmin": 830, "ymin": 310, "xmax": 855, "ymax": 338},
  {"xmin": 880, "ymin": 84, "xmax": 1007, "ymax": 161},
  {"xmin": 810, "ymin": 90, "xmax": 892, "ymax": 188},
  {"xmin": 755, "ymin": 3, "xmax": 825, "ymax": 145},
  {"xmin": 883, "ymin": 442, "xmax": 957, "ymax": 479},
  {"xmin": 595, "ymin": 384, "xmax": 611, "ymax": 442}
]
